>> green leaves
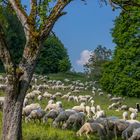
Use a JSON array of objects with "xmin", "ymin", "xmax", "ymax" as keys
[
  {"xmin": 100, "ymin": 6, "xmax": 140, "ymax": 97},
  {"xmin": 35, "ymin": 35, "xmax": 71, "ymax": 74}
]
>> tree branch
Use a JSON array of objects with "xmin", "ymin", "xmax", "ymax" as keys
[
  {"xmin": 0, "ymin": 23, "xmax": 14, "ymax": 72},
  {"xmin": 29, "ymin": 0, "xmax": 37, "ymax": 28},
  {"xmin": 110, "ymin": 0, "xmax": 140, "ymax": 9},
  {"xmin": 9, "ymin": 0, "xmax": 30, "ymax": 40},
  {"xmin": 40, "ymin": 0, "xmax": 71, "ymax": 41}
]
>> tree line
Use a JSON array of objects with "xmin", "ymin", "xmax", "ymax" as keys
[{"xmin": 85, "ymin": 4, "xmax": 140, "ymax": 97}]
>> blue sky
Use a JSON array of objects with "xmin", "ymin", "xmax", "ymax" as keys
[
  {"xmin": 53, "ymin": 0, "xmax": 120, "ymax": 71},
  {"xmin": 22, "ymin": 0, "xmax": 120, "ymax": 72}
]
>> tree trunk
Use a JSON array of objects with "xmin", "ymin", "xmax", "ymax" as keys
[
  {"xmin": 1, "ymin": 40, "xmax": 41, "ymax": 140},
  {"xmin": 2, "ymin": 78, "xmax": 29, "ymax": 140}
]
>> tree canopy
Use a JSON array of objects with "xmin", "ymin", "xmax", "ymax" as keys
[
  {"xmin": 100, "ymin": 6, "xmax": 140, "ymax": 97},
  {"xmin": 84, "ymin": 45, "xmax": 112, "ymax": 81},
  {"xmin": 36, "ymin": 35, "xmax": 71, "ymax": 74}
]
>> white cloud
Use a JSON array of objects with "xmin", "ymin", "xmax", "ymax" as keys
[{"xmin": 77, "ymin": 50, "xmax": 92, "ymax": 66}]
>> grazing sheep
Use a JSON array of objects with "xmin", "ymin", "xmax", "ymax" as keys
[
  {"xmin": 90, "ymin": 100, "xmax": 95, "ymax": 106},
  {"xmin": 128, "ymin": 127, "xmax": 140, "ymax": 140},
  {"xmin": 91, "ymin": 106, "xmax": 96, "ymax": 115},
  {"xmin": 130, "ymin": 112, "xmax": 137, "ymax": 120},
  {"xmin": 45, "ymin": 101, "xmax": 62, "ymax": 111},
  {"xmin": 62, "ymin": 112, "xmax": 85, "ymax": 130},
  {"xmin": 129, "ymin": 108, "xmax": 138, "ymax": 113},
  {"xmin": 121, "ymin": 105, "xmax": 129, "ymax": 111},
  {"xmin": 25, "ymin": 108, "xmax": 45, "ymax": 123},
  {"xmin": 96, "ymin": 105, "xmax": 101, "ymax": 111},
  {"xmin": 22, "ymin": 103, "xmax": 41, "ymax": 117},
  {"xmin": 114, "ymin": 120, "xmax": 130, "ymax": 139},
  {"xmin": 108, "ymin": 102, "xmax": 121, "ymax": 110},
  {"xmin": 110, "ymin": 97, "xmax": 123, "ymax": 102},
  {"xmin": 53, "ymin": 110, "xmax": 77, "ymax": 127},
  {"xmin": 122, "ymin": 121, "xmax": 140, "ymax": 140},
  {"xmin": 37, "ymin": 95, "xmax": 42, "ymax": 101},
  {"xmin": 123, "ymin": 112, "xmax": 129, "ymax": 121},
  {"xmin": 48, "ymin": 99, "xmax": 54, "ymax": 104},
  {"xmin": 76, "ymin": 122, "xmax": 106, "ymax": 140},
  {"xmin": 85, "ymin": 106, "xmax": 92, "ymax": 118},
  {"xmin": 72, "ymin": 104, "xmax": 85, "ymax": 113},
  {"xmin": 43, "ymin": 109, "xmax": 59, "ymax": 123},
  {"xmin": 93, "ymin": 110, "xmax": 106, "ymax": 119}
]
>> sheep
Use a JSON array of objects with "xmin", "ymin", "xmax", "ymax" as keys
[
  {"xmin": 93, "ymin": 110, "xmax": 106, "ymax": 119},
  {"xmin": 113, "ymin": 119, "xmax": 130, "ymax": 139},
  {"xmin": 43, "ymin": 92, "xmax": 52, "ymax": 98},
  {"xmin": 55, "ymin": 92, "xmax": 62, "ymax": 97},
  {"xmin": 37, "ymin": 95, "xmax": 42, "ymax": 101},
  {"xmin": 108, "ymin": 102, "xmax": 121, "ymax": 110},
  {"xmin": 61, "ymin": 94, "xmax": 69, "ymax": 99},
  {"xmin": 25, "ymin": 108, "xmax": 45, "ymax": 123},
  {"xmin": 76, "ymin": 122, "xmax": 106, "ymax": 140},
  {"xmin": 68, "ymin": 96, "xmax": 74, "ymax": 102},
  {"xmin": 123, "ymin": 112, "xmax": 129, "ymax": 121},
  {"xmin": 48, "ymin": 99, "xmax": 54, "ymax": 104},
  {"xmin": 85, "ymin": 106, "xmax": 92, "ymax": 119},
  {"xmin": 74, "ymin": 96, "xmax": 79, "ymax": 103},
  {"xmin": 72, "ymin": 103, "xmax": 85, "ymax": 113},
  {"xmin": 128, "ymin": 127, "xmax": 140, "ymax": 140},
  {"xmin": 22, "ymin": 103, "xmax": 41, "ymax": 117},
  {"xmin": 110, "ymin": 97, "xmax": 123, "ymax": 102},
  {"xmin": 62, "ymin": 112, "xmax": 85, "ymax": 130},
  {"xmin": 122, "ymin": 121, "xmax": 140, "ymax": 140},
  {"xmin": 43, "ymin": 109, "xmax": 60, "ymax": 123},
  {"xmin": 99, "ymin": 92, "xmax": 104, "ymax": 96},
  {"xmin": 96, "ymin": 105, "xmax": 101, "ymax": 111},
  {"xmin": 129, "ymin": 107, "xmax": 138, "ymax": 113},
  {"xmin": 53, "ymin": 109, "xmax": 77, "ymax": 127},
  {"xmin": 107, "ymin": 94, "xmax": 112, "ymax": 99},
  {"xmin": 130, "ymin": 112, "xmax": 137, "ymax": 120},
  {"xmin": 44, "ymin": 102, "xmax": 62, "ymax": 111},
  {"xmin": 56, "ymin": 101, "xmax": 63, "ymax": 108},
  {"xmin": 120, "ymin": 105, "xmax": 129, "ymax": 111},
  {"xmin": 91, "ymin": 106, "xmax": 96, "ymax": 115},
  {"xmin": 90, "ymin": 100, "xmax": 95, "ymax": 106}
]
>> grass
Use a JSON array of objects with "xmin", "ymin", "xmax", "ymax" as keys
[{"xmin": 0, "ymin": 73, "xmax": 140, "ymax": 140}]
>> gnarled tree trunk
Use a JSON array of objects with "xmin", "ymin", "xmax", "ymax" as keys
[
  {"xmin": 2, "ymin": 76, "xmax": 31, "ymax": 140},
  {"xmin": 2, "ymin": 40, "xmax": 40, "ymax": 140}
]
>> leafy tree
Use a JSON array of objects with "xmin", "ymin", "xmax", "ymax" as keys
[
  {"xmin": 36, "ymin": 35, "xmax": 71, "ymax": 74},
  {"xmin": 100, "ymin": 6, "xmax": 140, "ymax": 97},
  {"xmin": 84, "ymin": 45, "xmax": 112, "ymax": 81}
]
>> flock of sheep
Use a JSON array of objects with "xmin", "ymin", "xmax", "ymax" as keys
[{"xmin": 0, "ymin": 74, "xmax": 140, "ymax": 140}]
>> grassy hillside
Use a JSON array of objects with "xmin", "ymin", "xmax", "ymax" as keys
[{"xmin": 0, "ymin": 73, "xmax": 139, "ymax": 140}]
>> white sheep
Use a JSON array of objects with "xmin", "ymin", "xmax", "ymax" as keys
[
  {"xmin": 93, "ymin": 110, "xmax": 106, "ymax": 119},
  {"xmin": 130, "ymin": 112, "xmax": 137, "ymax": 120},
  {"xmin": 22, "ymin": 103, "xmax": 41, "ymax": 117},
  {"xmin": 96, "ymin": 105, "xmax": 101, "ymax": 111},
  {"xmin": 85, "ymin": 106, "xmax": 92, "ymax": 119},
  {"xmin": 129, "ymin": 107, "xmax": 138, "ymax": 113},
  {"xmin": 37, "ymin": 95, "xmax": 42, "ymax": 101},
  {"xmin": 122, "ymin": 111, "xmax": 128, "ymax": 120}
]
